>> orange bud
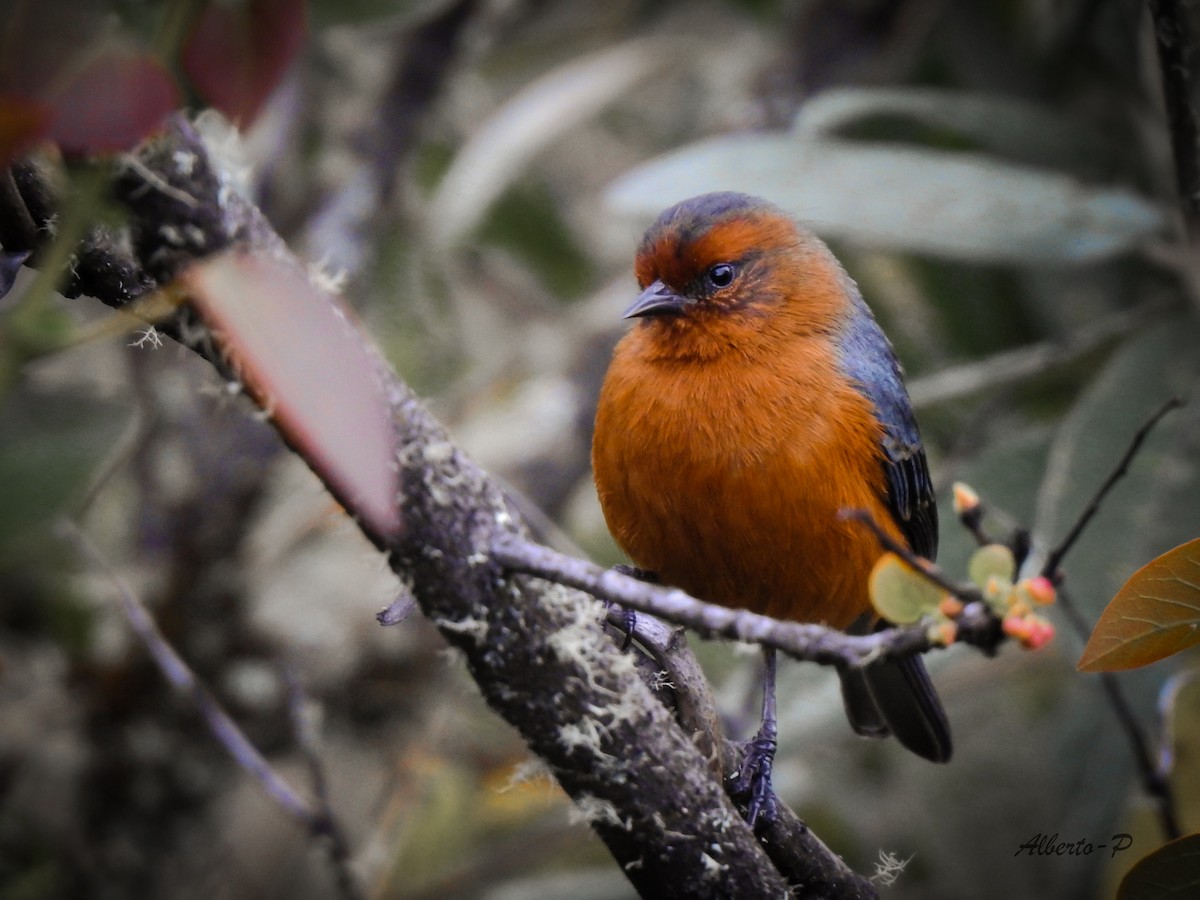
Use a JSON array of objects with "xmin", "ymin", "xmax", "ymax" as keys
[
  {"xmin": 1025, "ymin": 617, "xmax": 1055, "ymax": 650},
  {"xmin": 1002, "ymin": 615, "xmax": 1032, "ymax": 642},
  {"xmin": 1002, "ymin": 613, "xmax": 1055, "ymax": 650},
  {"xmin": 952, "ymin": 482, "xmax": 981, "ymax": 517},
  {"xmin": 1023, "ymin": 576, "xmax": 1056, "ymax": 606},
  {"xmin": 1008, "ymin": 599, "xmax": 1032, "ymax": 619},
  {"xmin": 938, "ymin": 595, "xmax": 964, "ymax": 618}
]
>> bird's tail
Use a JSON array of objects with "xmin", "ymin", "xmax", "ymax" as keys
[{"xmin": 839, "ymin": 653, "xmax": 952, "ymax": 763}]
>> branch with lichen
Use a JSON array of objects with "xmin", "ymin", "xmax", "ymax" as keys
[
  {"xmin": 492, "ymin": 532, "xmax": 1000, "ymax": 663},
  {"xmin": 0, "ymin": 117, "xmax": 876, "ymax": 899},
  {"xmin": 5, "ymin": 105, "xmax": 1181, "ymax": 895}
]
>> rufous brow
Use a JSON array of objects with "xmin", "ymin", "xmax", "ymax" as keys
[{"xmin": 636, "ymin": 213, "xmax": 796, "ymax": 289}]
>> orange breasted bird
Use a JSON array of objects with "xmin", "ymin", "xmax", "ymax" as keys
[{"xmin": 592, "ymin": 192, "xmax": 951, "ymax": 822}]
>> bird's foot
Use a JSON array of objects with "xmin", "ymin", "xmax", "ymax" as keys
[
  {"xmin": 606, "ymin": 565, "xmax": 657, "ymax": 650},
  {"xmin": 730, "ymin": 732, "xmax": 779, "ymax": 829},
  {"xmin": 607, "ymin": 603, "xmax": 638, "ymax": 650}
]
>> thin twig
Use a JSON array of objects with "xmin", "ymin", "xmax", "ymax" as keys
[
  {"xmin": 958, "ymin": 504, "xmax": 991, "ymax": 547},
  {"xmin": 493, "ymin": 534, "xmax": 1000, "ymax": 665},
  {"xmin": 952, "ymin": 487, "xmax": 1032, "ymax": 571},
  {"xmin": 1063, "ymin": 583, "xmax": 1182, "ymax": 840},
  {"xmin": 1038, "ymin": 399, "xmax": 1186, "ymax": 842},
  {"xmin": 1095, "ymin": 667, "xmax": 1181, "ymax": 840},
  {"xmin": 284, "ymin": 664, "xmax": 365, "ymax": 900},
  {"xmin": 71, "ymin": 520, "xmax": 371, "ymax": 893},
  {"xmin": 1041, "ymin": 396, "xmax": 1184, "ymax": 580},
  {"xmin": 61, "ymin": 521, "xmax": 320, "ymax": 827},
  {"xmin": 839, "ymin": 508, "xmax": 983, "ymax": 603}
]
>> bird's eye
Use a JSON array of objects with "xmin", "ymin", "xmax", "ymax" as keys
[{"xmin": 707, "ymin": 263, "xmax": 735, "ymax": 289}]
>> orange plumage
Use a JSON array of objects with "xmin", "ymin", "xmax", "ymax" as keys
[{"xmin": 593, "ymin": 191, "xmax": 950, "ymax": 763}]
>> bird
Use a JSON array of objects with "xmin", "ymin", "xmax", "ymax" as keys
[{"xmin": 591, "ymin": 191, "xmax": 951, "ymax": 825}]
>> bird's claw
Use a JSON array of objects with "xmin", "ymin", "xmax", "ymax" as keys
[
  {"xmin": 608, "ymin": 565, "xmax": 657, "ymax": 650},
  {"xmin": 731, "ymin": 734, "xmax": 779, "ymax": 829},
  {"xmin": 606, "ymin": 603, "xmax": 637, "ymax": 650}
]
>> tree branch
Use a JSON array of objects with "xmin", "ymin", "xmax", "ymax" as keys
[
  {"xmin": 1148, "ymin": 0, "xmax": 1200, "ymax": 238},
  {"xmin": 492, "ymin": 533, "xmax": 1002, "ymax": 665},
  {"xmin": 1, "ymin": 117, "xmax": 877, "ymax": 898}
]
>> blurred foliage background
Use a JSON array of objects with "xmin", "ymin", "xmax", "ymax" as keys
[{"xmin": 2, "ymin": 0, "xmax": 1199, "ymax": 898}]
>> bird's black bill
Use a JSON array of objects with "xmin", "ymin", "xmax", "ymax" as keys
[{"xmin": 623, "ymin": 279, "xmax": 688, "ymax": 318}]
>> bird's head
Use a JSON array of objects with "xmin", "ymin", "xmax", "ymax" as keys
[{"xmin": 627, "ymin": 192, "xmax": 851, "ymax": 355}]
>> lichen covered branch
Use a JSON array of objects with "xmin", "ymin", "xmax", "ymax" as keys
[{"xmin": 0, "ymin": 117, "xmax": 879, "ymax": 898}]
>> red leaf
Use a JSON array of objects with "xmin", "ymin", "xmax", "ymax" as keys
[
  {"xmin": 0, "ymin": 95, "xmax": 49, "ymax": 166},
  {"xmin": 1078, "ymin": 538, "xmax": 1200, "ymax": 672},
  {"xmin": 46, "ymin": 48, "xmax": 180, "ymax": 157},
  {"xmin": 183, "ymin": 251, "xmax": 401, "ymax": 541},
  {"xmin": 0, "ymin": 2, "xmax": 180, "ymax": 157},
  {"xmin": 181, "ymin": 0, "xmax": 307, "ymax": 125}
]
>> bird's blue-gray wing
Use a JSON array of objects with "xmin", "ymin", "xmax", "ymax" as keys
[
  {"xmin": 837, "ymin": 281, "xmax": 938, "ymax": 560},
  {"xmin": 836, "ymin": 274, "xmax": 951, "ymax": 762}
]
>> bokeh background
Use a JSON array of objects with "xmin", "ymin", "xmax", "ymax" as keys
[{"xmin": 2, "ymin": 1, "xmax": 1200, "ymax": 898}]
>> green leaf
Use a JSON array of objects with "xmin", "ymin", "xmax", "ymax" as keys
[
  {"xmin": 868, "ymin": 552, "xmax": 942, "ymax": 624},
  {"xmin": 1118, "ymin": 834, "xmax": 1200, "ymax": 900},
  {"xmin": 968, "ymin": 543, "xmax": 1016, "ymax": 591},
  {"xmin": 1078, "ymin": 539, "xmax": 1200, "ymax": 672},
  {"xmin": 791, "ymin": 87, "xmax": 1119, "ymax": 173},
  {"xmin": 478, "ymin": 181, "xmax": 596, "ymax": 300},
  {"xmin": 0, "ymin": 386, "xmax": 135, "ymax": 554},
  {"xmin": 0, "ymin": 270, "xmax": 77, "ymax": 396},
  {"xmin": 605, "ymin": 134, "xmax": 1163, "ymax": 264},
  {"xmin": 1158, "ymin": 672, "xmax": 1200, "ymax": 832},
  {"xmin": 430, "ymin": 38, "xmax": 681, "ymax": 246}
]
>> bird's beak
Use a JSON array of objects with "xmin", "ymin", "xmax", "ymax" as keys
[{"xmin": 623, "ymin": 280, "xmax": 687, "ymax": 319}]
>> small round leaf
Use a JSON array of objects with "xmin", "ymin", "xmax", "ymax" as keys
[
  {"xmin": 968, "ymin": 544, "xmax": 1016, "ymax": 591},
  {"xmin": 869, "ymin": 552, "xmax": 943, "ymax": 624}
]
